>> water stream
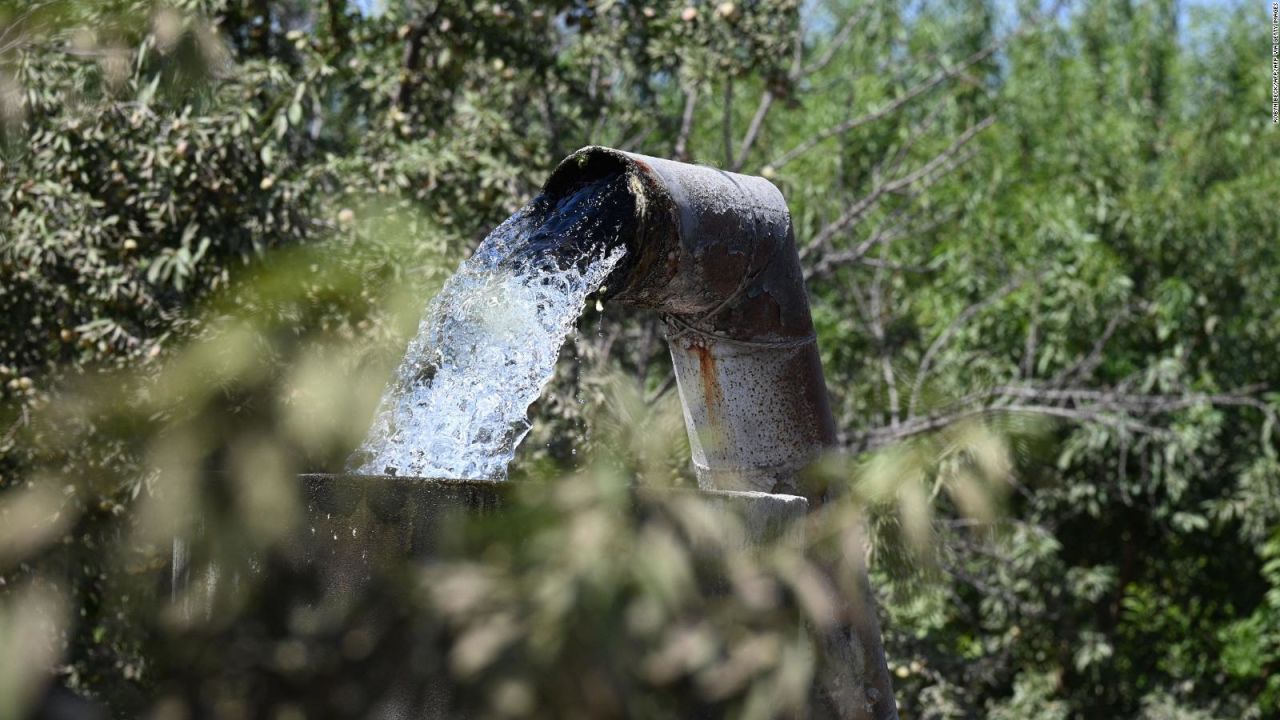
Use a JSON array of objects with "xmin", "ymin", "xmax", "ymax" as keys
[{"xmin": 349, "ymin": 176, "xmax": 634, "ymax": 480}]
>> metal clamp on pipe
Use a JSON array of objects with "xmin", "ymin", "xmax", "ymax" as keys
[{"xmin": 544, "ymin": 146, "xmax": 838, "ymax": 498}]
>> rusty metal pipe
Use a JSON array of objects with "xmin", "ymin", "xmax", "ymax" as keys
[
  {"xmin": 543, "ymin": 146, "xmax": 898, "ymax": 720},
  {"xmin": 545, "ymin": 146, "xmax": 836, "ymax": 498}
]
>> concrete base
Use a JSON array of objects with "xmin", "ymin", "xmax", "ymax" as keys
[
  {"xmin": 170, "ymin": 475, "xmax": 809, "ymax": 719},
  {"xmin": 295, "ymin": 473, "xmax": 807, "ymax": 594}
]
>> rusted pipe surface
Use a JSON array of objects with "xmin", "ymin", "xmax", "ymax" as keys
[{"xmin": 545, "ymin": 147, "xmax": 837, "ymax": 498}]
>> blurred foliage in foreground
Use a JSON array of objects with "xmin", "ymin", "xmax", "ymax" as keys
[
  {"xmin": 0, "ymin": 240, "xmax": 988, "ymax": 719},
  {"xmin": 2, "ymin": 0, "xmax": 1279, "ymax": 718}
]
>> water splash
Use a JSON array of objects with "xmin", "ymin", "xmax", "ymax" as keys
[{"xmin": 350, "ymin": 177, "xmax": 634, "ymax": 480}]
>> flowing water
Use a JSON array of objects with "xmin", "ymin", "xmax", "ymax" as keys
[{"xmin": 349, "ymin": 176, "xmax": 635, "ymax": 480}]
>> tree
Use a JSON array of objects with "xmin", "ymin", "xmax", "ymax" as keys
[{"xmin": 1, "ymin": 0, "xmax": 1277, "ymax": 717}]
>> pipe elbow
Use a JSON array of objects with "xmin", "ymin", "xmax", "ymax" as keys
[
  {"xmin": 543, "ymin": 146, "xmax": 814, "ymax": 345},
  {"xmin": 543, "ymin": 146, "xmax": 836, "ymax": 496}
]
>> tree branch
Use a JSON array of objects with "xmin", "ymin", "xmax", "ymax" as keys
[
  {"xmin": 868, "ymin": 260, "xmax": 901, "ymax": 426},
  {"xmin": 732, "ymin": 90, "xmax": 774, "ymax": 172},
  {"xmin": 673, "ymin": 82, "xmax": 699, "ymax": 162},
  {"xmin": 1050, "ymin": 307, "xmax": 1134, "ymax": 387},
  {"xmin": 806, "ymin": 204, "xmax": 961, "ymax": 282},
  {"xmin": 764, "ymin": 0, "xmax": 1073, "ymax": 173},
  {"xmin": 722, "ymin": 76, "xmax": 734, "ymax": 168},
  {"xmin": 908, "ymin": 271, "xmax": 1033, "ymax": 417},
  {"xmin": 731, "ymin": 2, "xmax": 874, "ymax": 172},
  {"xmin": 800, "ymin": 2, "xmax": 873, "ymax": 78},
  {"xmin": 394, "ymin": 6, "xmax": 441, "ymax": 112},
  {"xmin": 325, "ymin": 0, "xmax": 351, "ymax": 53},
  {"xmin": 801, "ymin": 116, "xmax": 994, "ymax": 261},
  {"xmin": 848, "ymin": 383, "xmax": 1276, "ymax": 453},
  {"xmin": 771, "ymin": 42, "xmax": 999, "ymax": 169}
]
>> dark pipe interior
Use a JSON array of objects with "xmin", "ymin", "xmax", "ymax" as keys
[
  {"xmin": 501, "ymin": 171, "xmax": 640, "ymax": 283},
  {"xmin": 541, "ymin": 147, "xmax": 682, "ymax": 305}
]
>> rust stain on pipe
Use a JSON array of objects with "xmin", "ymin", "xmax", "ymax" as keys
[{"xmin": 690, "ymin": 341, "xmax": 721, "ymax": 428}]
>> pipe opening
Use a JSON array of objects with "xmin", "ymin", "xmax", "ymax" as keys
[
  {"xmin": 512, "ymin": 170, "xmax": 638, "ymax": 282},
  {"xmin": 543, "ymin": 146, "xmax": 811, "ymax": 340},
  {"xmin": 542, "ymin": 146, "xmax": 681, "ymax": 304}
]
